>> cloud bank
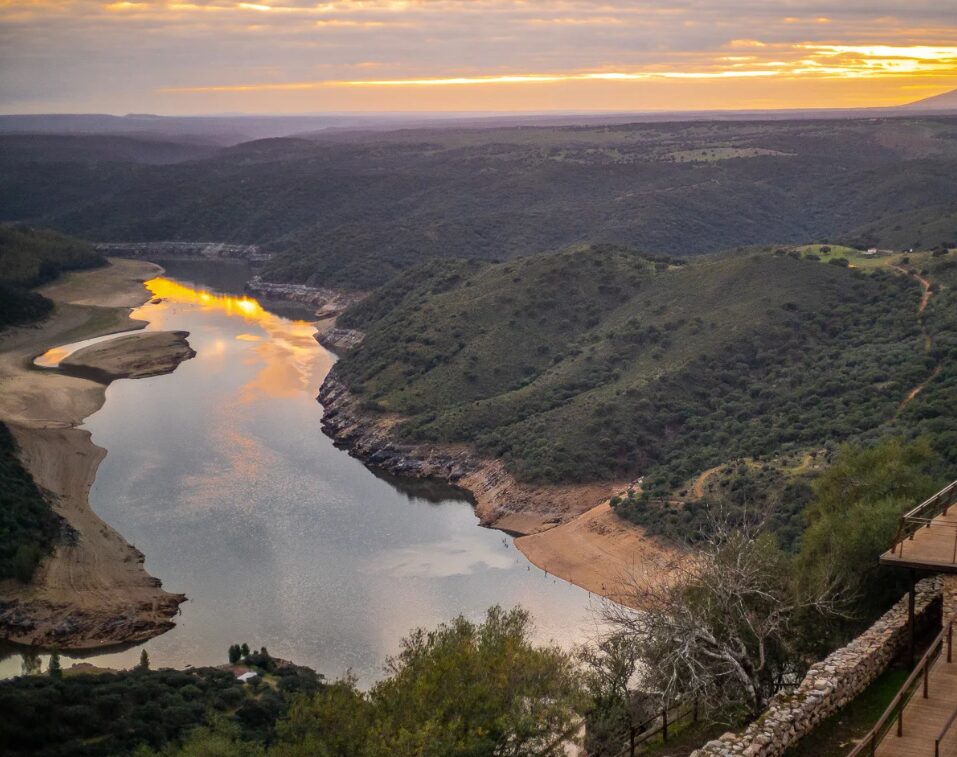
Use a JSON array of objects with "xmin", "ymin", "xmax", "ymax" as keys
[{"xmin": 1, "ymin": 0, "xmax": 955, "ymax": 113}]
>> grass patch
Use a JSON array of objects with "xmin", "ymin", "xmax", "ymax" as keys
[{"xmin": 785, "ymin": 666, "xmax": 908, "ymax": 756}]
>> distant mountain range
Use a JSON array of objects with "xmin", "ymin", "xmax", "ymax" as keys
[
  {"xmin": 903, "ymin": 88, "xmax": 957, "ymax": 111},
  {"xmin": 0, "ymin": 89, "xmax": 955, "ymax": 146}
]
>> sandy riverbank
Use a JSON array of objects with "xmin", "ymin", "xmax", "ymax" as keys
[
  {"xmin": 514, "ymin": 502, "xmax": 676, "ymax": 600},
  {"xmin": 0, "ymin": 259, "xmax": 193, "ymax": 649}
]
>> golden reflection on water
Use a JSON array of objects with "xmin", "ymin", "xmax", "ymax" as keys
[
  {"xmin": 143, "ymin": 278, "xmax": 328, "ymax": 401},
  {"xmin": 36, "ymin": 345, "xmax": 70, "ymax": 367},
  {"xmin": 146, "ymin": 278, "xmax": 278, "ymax": 323}
]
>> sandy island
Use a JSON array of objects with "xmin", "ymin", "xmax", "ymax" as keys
[{"xmin": 0, "ymin": 259, "xmax": 194, "ymax": 649}]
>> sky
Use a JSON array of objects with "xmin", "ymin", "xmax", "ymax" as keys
[{"xmin": 1, "ymin": 0, "xmax": 956, "ymax": 114}]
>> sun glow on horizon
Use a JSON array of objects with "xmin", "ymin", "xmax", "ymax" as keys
[
  {"xmin": 158, "ymin": 43, "xmax": 957, "ymax": 102},
  {"xmin": 3, "ymin": 0, "xmax": 957, "ymax": 113}
]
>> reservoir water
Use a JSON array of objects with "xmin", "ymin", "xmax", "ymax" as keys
[{"xmin": 0, "ymin": 261, "xmax": 598, "ymax": 681}]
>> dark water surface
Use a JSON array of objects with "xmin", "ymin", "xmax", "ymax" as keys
[{"xmin": 1, "ymin": 261, "xmax": 598, "ymax": 681}]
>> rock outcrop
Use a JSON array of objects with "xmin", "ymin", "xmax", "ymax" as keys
[{"xmin": 318, "ymin": 374, "xmax": 621, "ymax": 535}]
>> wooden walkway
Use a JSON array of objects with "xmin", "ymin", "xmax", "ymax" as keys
[
  {"xmin": 882, "ymin": 507, "xmax": 957, "ymax": 570},
  {"xmin": 875, "ymin": 644, "xmax": 957, "ymax": 757}
]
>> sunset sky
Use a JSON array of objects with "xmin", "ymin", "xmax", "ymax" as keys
[{"xmin": 1, "ymin": 0, "xmax": 955, "ymax": 114}]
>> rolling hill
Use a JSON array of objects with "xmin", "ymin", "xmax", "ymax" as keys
[
  {"xmin": 332, "ymin": 247, "xmax": 931, "ymax": 488},
  {"xmin": 2, "ymin": 117, "xmax": 957, "ymax": 289}
]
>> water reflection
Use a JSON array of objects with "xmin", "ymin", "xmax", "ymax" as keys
[{"xmin": 2, "ymin": 274, "xmax": 598, "ymax": 682}]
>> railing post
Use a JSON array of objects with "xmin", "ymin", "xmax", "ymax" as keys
[
  {"xmin": 662, "ymin": 707, "xmax": 668, "ymax": 743},
  {"xmin": 925, "ymin": 663, "xmax": 930, "ymax": 698},
  {"xmin": 898, "ymin": 698, "xmax": 904, "ymax": 738},
  {"xmin": 693, "ymin": 697, "xmax": 699, "ymax": 723},
  {"xmin": 948, "ymin": 623, "xmax": 953, "ymax": 664},
  {"xmin": 629, "ymin": 725, "xmax": 635, "ymax": 757}
]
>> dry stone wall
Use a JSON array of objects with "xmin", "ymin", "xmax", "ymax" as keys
[
  {"xmin": 691, "ymin": 576, "xmax": 942, "ymax": 757},
  {"xmin": 943, "ymin": 574, "xmax": 957, "ymax": 626}
]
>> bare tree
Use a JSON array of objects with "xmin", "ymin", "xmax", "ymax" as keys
[{"xmin": 602, "ymin": 512, "xmax": 839, "ymax": 721}]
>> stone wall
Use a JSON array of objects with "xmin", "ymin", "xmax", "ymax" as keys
[
  {"xmin": 691, "ymin": 576, "xmax": 942, "ymax": 757},
  {"xmin": 943, "ymin": 574, "xmax": 957, "ymax": 626}
]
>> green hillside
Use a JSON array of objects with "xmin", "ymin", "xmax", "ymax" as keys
[
  {"xmin": 0, "ymin": 225, "xmax": 105, "ymax": 328},
  {"xmin": 332, "ymin": 247, "xmax": 929, "ymax": 498},
  {"xmin": 0, "ymin": 224, "xmax": 104, "ymax": 287},
  {"xmin": 3, "ymin": 118, "xmax": 957, "ymax": 289},
  {"xmin": 0, "ymin": 422, "xmax": 61, "ymax": 582}
]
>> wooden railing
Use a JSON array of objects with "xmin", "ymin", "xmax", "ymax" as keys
[
  {"xmin": 613, "ymin": 699, "xmax": 699, "ymax": 757},
  {"xmin": 847, "ymin": 622, "xmax": 953, "ymax": 756},
  {"xmin": 889, "ymin": 480, "xmax": 957, "ymax": 561},
  {"xmin": 935, "ymin": 697, "xmax": 957, "ymax": 757}
]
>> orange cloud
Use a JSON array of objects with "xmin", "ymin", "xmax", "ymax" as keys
[{"xmin": 160, "ymin": 43, "xmax": 957, "ymax": 95}]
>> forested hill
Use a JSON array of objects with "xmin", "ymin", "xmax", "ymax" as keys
[
  {"xmin": 331, "ymin": 245, "xmax": 957, "ymax": 512},
  {"xmin": 0, "ymin": 225, "xmax": 106, "ymax": 328},
  {"xmin": 2, "ymin": 117, "xmax": 957, "ymax": 288}
]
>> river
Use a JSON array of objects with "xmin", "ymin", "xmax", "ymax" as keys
[{"xmin": 0, "ymin": 260, "xmax": 599, "ymax": 682}]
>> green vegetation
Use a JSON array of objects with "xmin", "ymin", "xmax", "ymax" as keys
[
  {"xmin": 890, "ymin": 250, "xmax": 957, "ymax": 465},
  {"xmin": 797, "ymin": 437, "xmax": 945, "ymax": 618},
  {"xmin": 2, "ymin": 118, "xmax": 957, "ymax": 289},
  {"xmin": 0, "ymin": 282, "xmax": 54, "ymax": 328},
  {"xmin": 0, "ymin": 660, "xmax": 325, "ymax": 756},
  {"xmin": 0, "ymin": 422, "xmax": 61, "ymax": 582},
  {"xmin": 0, "ymin": 607, "xmax": 581, "ymax": 757},
  {"xmin": 0, "ymin": 224, "xmax": 104, "ymax": 287},
  {"xmin": 0, "ymin": 224, "xmax": 105, "ymax": 327},
  {"xmin": 613, "ymin": 455, "xmax": 818, "ymax": 551},
  {"xmin": 334, "ymin": 247, "xmax": 925, "ymax": 498}
]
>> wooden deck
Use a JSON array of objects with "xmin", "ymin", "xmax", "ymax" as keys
[
  {"xmin": 881, "ymin": 509, "xmax": 957, "ymax": 573},
  {"xmin": 875, "ymin": 650, "xmax": 957, "ymax": 757}
]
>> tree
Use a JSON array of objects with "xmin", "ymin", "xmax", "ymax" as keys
[
  {"xmin": 366, "ymin": 606, "xmax": 583, "ymax": 755},
  {"xmin": 797, "ymin": 437, "xmax": 944, "ymax": 619},
  {"xmin": 603, "ymin": 514, "xmax": 837, "ymax": 723},
  {"xmin": 20, "ymin": 650, "xmax": 41, "ymax": 677},
  {"xmin": 139, "ymin": 649, "xmax": 150, "ymax": 671},
  {"xmin": 579, "ymin": 633, "xmax": 651, "ymax": 756},
  {"xmin": 273, "ymin": 676, "xmax": 371, "ymax": 757},
  {"xmin": 228, "ymin": 645, "xmax": 241, "ymax": 664},
  {"xmin": 48, "ymin": 652, "xmax": 62, "ymax": 679},
  {"xmin": 240, "ymin": 643, "xmax": 250, "ymax": 658},
  {"xmin": 168, "ymin": 716, "xmax": 265, "ymax": 757}
]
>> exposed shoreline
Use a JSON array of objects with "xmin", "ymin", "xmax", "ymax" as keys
[
  {"xmin": 0, "ymin": 260, "xmax": 194, "ymax": 650},
  {"xmin": 318, "ymin": 374, "xmax": 673, "ymax": 599}
]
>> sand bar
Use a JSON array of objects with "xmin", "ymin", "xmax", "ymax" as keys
[{"xmin": 0, "ymin": 260, "xmax": 194, "ymax": 649}]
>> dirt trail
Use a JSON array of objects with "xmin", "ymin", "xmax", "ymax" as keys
[
  {"xmin": 690, "ymin": 465, "xmax": 722, "ymax": 499},
  {"xmin": 0, "ymin": 260, "xmax": 192, "ymax": 649},
  {"xmin": 891, "ymin": 265, "xmax": 938, "ymax": 416},
  {"xmin": 893, "ymin": 265, "xmax": 933, "ymax": 314}
]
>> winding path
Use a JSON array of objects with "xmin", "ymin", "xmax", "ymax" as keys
[{"xmin": 892, "ymin": 264, "xmax": 938, "ymax": 416}]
